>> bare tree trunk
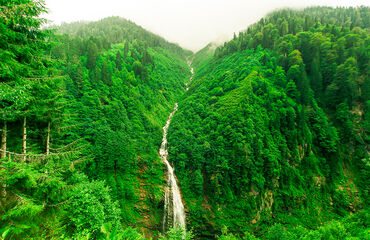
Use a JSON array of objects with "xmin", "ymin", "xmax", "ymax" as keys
[
  {"xmin": 1, "ymin": 121, "xmax": 6, "ymax": 159},
  {"xmin": 1, "ymin": 121, "xmax": 7, "ymax": 199},
  {"xmin": 46, "ymin": 121, "xmax": 50, "ymax": 156},
  {"xmin": 22, "ymin": 117, "xmax": 27, "ymax": 161}
]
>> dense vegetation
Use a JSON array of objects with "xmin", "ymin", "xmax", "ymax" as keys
[
  {"xmin": 0, "ymin": 1, "xmax": 368, "ymax": 240},
  {"xmin": 1, "ymin": 1, "xmax": 190, "ymax": 239},
  {"xmin": 168, "ymin": 6, "xmax": 369, "ymax": 239},
  {"xmin": 53, "ymin": 16, "xmax": 191, "ymax": 238}
]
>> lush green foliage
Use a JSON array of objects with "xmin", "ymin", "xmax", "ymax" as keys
[
  {"xmin": 218, "ymin": 209, "xmax": 369, "ymax": 240},
  {"xmin": 0, "ymin": 1, "xmax": 72, "ymax": 237},
  {"xmin": 1, "ymin": 2, "xmax": 368, "ymax": 240},
  {"xmin": 52, "ymin": 17, "xmax": 190, "ymax": 237},
  {"xmin": 1, "ymin": 2, "xmax": 190, "ymax": 239},
  {"xmin": 57, "ymin": 16, "xmax": 188, "ymax": 57},
  {"xmin": 159, "ymin": 227, "xmax": 194, "ymax": 240},
  {"xmin": 168, "ymin": 6, "xmax": 369, "ymax": 238}
]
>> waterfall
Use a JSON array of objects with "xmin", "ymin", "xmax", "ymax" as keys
[
  {"xmin": 161, "ymin": 103, "xmax": 186, "ymax": 234},
  {"xmin": 185, "ymin": 60, "xmax": 194, "ymax": 91}
]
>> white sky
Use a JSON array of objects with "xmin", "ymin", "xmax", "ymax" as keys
[{"xmin": 44, "ymin": 0, "xmax": 369, "ymax": 52}]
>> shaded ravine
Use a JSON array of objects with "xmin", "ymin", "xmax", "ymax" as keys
[
  {"xmin": 161, "ymin": 61, "xmax": 194, "ymax": 234},
  {"xmin": 161, "ymin": 103, "xmax": 186, "ymax": 233}
]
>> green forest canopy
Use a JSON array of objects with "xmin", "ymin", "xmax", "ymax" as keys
[{"xmin": 0, "ymin": 1, "xmax": 368, "ymax": 239}]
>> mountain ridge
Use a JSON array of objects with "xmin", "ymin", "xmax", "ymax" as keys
[{"xmin": 0, "ymin": 2, "xmax": 368, "ymax": 239}]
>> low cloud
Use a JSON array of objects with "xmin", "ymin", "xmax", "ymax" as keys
[{"xmin": 44, "ymin": 0, "xmax": 369, "ymax": 52}]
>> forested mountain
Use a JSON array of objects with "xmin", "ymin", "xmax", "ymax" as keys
[
  {"xmin": 1, "ymin": 1, "xmax": 190, "ymax": 239},
  {"xmin": 52, "ymin": 16, "xmax": 191, "ymax": 238},
  {"xmin": 0, "ymin": 1, "xmax": 369, "ymax": 240},
  {"xmin": 57, "ymin": 16, "xmax": 186, "ymax": 56},
  {"xmin": 168, "ymin": 6, "xmax": 369, "ymax": 239}
]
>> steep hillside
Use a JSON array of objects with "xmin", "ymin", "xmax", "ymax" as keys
[
  {"xmin": 1, "ymin": 2, "xmax": 369, "ymax": 240},
  {"xmin": 57, "ymin": 16, "xmax": 186, "ymax": 56},
  {"xmin": 0, "ymin": 8, "xmax": 191, "ymax": 239},
  {"xmin": 168, "ymin": 6, "xmax": 369, "ymax": 239},
  {"xmin": 53, "ymin": 17, "xmax": 192, "ymax": 238}
]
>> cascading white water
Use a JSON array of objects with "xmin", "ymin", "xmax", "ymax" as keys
[
  {"xmin": 185, "ymin": 60, "xmax": 194, "ymax": 91},
  {"xmin": 161, "ymin": 103, "xmax": 186, "ymax": 233}
]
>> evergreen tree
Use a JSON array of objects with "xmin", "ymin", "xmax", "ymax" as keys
[{"xmin": 87, "ymin": 39, "xmax": 98, "ymax": 70}]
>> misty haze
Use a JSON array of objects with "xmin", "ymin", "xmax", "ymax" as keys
[
  {"xmin": 1, "ymin": 0, "xmax": 369, "ymax": 240},
  {"xmin": 45, "ymin": 0, "xmax": 368, "ymax": 51}
]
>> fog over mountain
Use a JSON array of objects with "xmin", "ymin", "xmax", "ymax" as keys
[
  {"xmin": 45, "ymin": 0, "xmax": 369, "ymax": 51},
  {"xmin": 2, "ymin": 1, "xmax": 369, "ymax": 239}
]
